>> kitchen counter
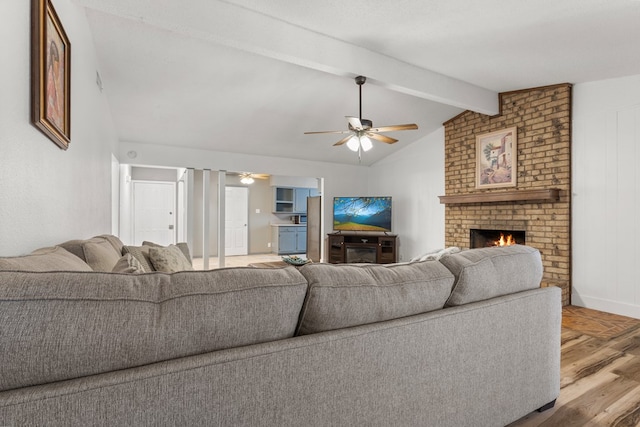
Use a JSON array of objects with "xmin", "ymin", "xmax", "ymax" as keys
[{"xmin": 270, "ymin": 223, "xmax": 307, "ymax": 227}]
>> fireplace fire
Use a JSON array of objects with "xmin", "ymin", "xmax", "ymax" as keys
[
  {"xmin": 470, "ymin": 229, "xmax": 525, "ymax": 249},
  {"xmin": 496, "ymin": 233, "xmax": 517, "ymax": 246}
]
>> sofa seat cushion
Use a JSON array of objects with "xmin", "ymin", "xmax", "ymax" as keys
[
  {"xmin": 0, "ymin": 267, "xmax": 308, "ymax": 391},
  {"xmin": 439, "ymin": 245, "xmax": 543, "ymax": 306},
  {"xmin": 0, "ymin": 246, "xmax": 93, "ymax": 272},
  {"xmin": 296, "ymin": 261, "xmax": 454, "ymax": 335}
]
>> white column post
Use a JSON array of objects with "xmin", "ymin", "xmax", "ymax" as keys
[
  {"xmin": 185, "ymin": 168, "xmax": 195, "ymax": 256},
  {"xmin": 202, "ymin": 169, "xmax": 210, "ymax": 270},
  {"xmin": 217, "ymin": 170, "xmax": 226, "ymax": 268}
]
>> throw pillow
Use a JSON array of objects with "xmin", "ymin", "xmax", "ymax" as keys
[
  {"xmin": 148, "ymin": 245, "xmax": 194, "ymax": 273},
  {"xmin": 121, "ymin": 245, "xmax": 155, "ymax": 272},
  {"xmin": 143, "ymin": 241, "xmax": 192, "ymax": 264},
  {"xmin": 111, "ymin": 253, "xmax": 145, "ymax": 274},
  {"xmin": 81, "ymin": 239, "xmax": 121, "ymax": 272}
]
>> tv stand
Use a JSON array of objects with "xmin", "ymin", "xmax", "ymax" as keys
[{"xmin": 327, "ymin": 232, "xmax": 397, "ymax": 264}]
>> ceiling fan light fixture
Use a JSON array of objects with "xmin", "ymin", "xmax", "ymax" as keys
[
  {"xmin": 304, "ymin": 75, "xmax": 418, "ymax": 156},
  {"xmin": 346, "ymin": 136, "xmax": 360, "ymax": 152},
  {"xmin": 360, "ymin": 135, "xmax": 373, "ymax": 152},
  {"xmin": 240, "ymin": 173, "xmax": 255, "ymax": 185}
]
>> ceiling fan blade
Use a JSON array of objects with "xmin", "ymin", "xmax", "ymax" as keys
[
  {"xmin": 370, "ymin": 123, "xmax": 418, "ymax": 132},
  {"xmin": 304, "ymin": 130, "xmax": 352, "ymax": 135},
  {"xmin": 346, "ymin": 116, "xmax": 363, "ymax": 131},
  {"xmin": 333, "ymin": 135, "xmax": 354, "ymax": 146},
  {"xmin": 367, "ymin": 132, "xmax": 398, "ymax": 144}
]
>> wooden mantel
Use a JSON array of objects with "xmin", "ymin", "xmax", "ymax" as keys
[{"xmin": 439, "ymin": 189, "xmax": 560, "ymax": 205}]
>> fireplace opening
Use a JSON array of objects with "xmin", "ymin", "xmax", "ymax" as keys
[
  {"xmin": 470, "ymin": 229, "xmax": 525, "ymax": 249},
  {"xmin": 345, "ymin": 246, "xmax": 377, "ymax": 263}
]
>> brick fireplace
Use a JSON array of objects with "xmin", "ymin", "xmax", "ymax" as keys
[{"xmin": 442, "ymin": 84, "xmax": 572, "ymax": 305}]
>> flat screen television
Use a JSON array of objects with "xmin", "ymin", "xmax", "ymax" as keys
[{"xmin": 333, "ymin": 196, "xmax": 392, "ymax": 232}]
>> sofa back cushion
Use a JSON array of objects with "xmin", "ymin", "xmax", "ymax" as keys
[
  {"xmin": 57, "ymin": 235, "xmax": 125, "ymax": 271},
  {"xmin": 98, "ymin": 234, "xmax": 125, "ymax": 255},
  {"xmin": 439, "ymin": 245, "xmax": 543, "ymax": 306},
  {"xmin": 0, "ymin": 267, "xmax": 307, "ymax": 391},
  {"xmin": 296, "ymin": 261, "xmax": 454, "ymax": 335},
  {"xmin": 0, "ymin": 246, "xmax": 93, "ymax": 272},
  {"xmin": 58, "ymin": 234, "xmax": 124, "ymax": 261},
  {"xmin": 81, "ymin": 238, "xmax": 122, "ymax": 272}
]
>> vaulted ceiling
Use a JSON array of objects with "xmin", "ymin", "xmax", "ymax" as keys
[{"xmin": 76, "ymin": 0, "xmax": 640, "ymax": 166}]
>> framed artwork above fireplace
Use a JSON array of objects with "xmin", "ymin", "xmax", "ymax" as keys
[{"xmin": 476, "ymin": 127, "xmax": 517, "ymax": 189}]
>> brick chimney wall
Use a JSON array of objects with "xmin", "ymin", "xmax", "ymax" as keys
[{"xmin": 443, "ymin": 84, "xmax": 572, "ymax": 305}]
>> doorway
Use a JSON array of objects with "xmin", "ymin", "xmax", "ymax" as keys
[{"xmin": 225, "ymin": 186, "xmax": 248, "ymax": 256}]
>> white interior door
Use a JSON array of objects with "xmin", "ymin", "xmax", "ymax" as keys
[
  {"xmin": 133, "ymin": 181, "xmax": 176, "ymax": 246},
  {"xmin": 225, "ymin": 186, "xmax": 248, "ymax": 256}
]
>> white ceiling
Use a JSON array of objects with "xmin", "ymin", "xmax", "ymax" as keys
[{"xmin": 76, "ymin": 0, "xmax": 640, "ymax": 166}]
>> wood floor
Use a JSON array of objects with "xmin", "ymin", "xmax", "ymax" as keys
[{"xmin": 508, "ymin": 306, "xmax": 640, "ymax": 427}]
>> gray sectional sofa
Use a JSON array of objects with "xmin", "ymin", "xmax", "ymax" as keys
[{"xmin": 0, "ymin": 240, "xmax": 561, "ymax": 426}]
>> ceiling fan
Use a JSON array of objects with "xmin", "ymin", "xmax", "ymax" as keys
[
  {"xmin": 304, "ymin": 76, "xmax": 418, "ymax": 154},
  {"xmin": 229, "ymin": 172, "xmax": 270, "ymax": 185}
]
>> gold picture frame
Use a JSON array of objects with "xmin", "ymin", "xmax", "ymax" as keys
[
  {"xmin": 476, "ymin": 127, "xmax": 517, "ymax": 189},
  {"xmin": 31, "ymin": 0, "xmax": 71, "ymax": 150}
]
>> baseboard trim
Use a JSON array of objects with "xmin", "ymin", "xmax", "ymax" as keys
[{"xmin": 571, "ymin": 294, "xmax": 640, "ymax": 320}]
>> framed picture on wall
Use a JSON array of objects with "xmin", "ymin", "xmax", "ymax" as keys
[
  {"xmin": 476, "ymin": 127, "xmax": 517, "ymax": 189},
  {"xmin": 31, "ymin": 0, "xmax": 71, "ymax": 150}
]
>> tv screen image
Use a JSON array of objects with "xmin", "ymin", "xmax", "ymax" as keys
[{"xmin": 333, "ymin": 196, "xmax": 392, "ymax": 232}]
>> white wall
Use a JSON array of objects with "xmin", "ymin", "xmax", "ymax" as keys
[
  {"xmin": 367, "ymin": 128, "xmax": 446, "ymax": 262},
  {"xmin": 0, "ymin": 0, "xmax": 118, "ymax": 256},
  {"xmin": 573, "ymin": 74, "xmax": 640, "ymax": 319}
]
